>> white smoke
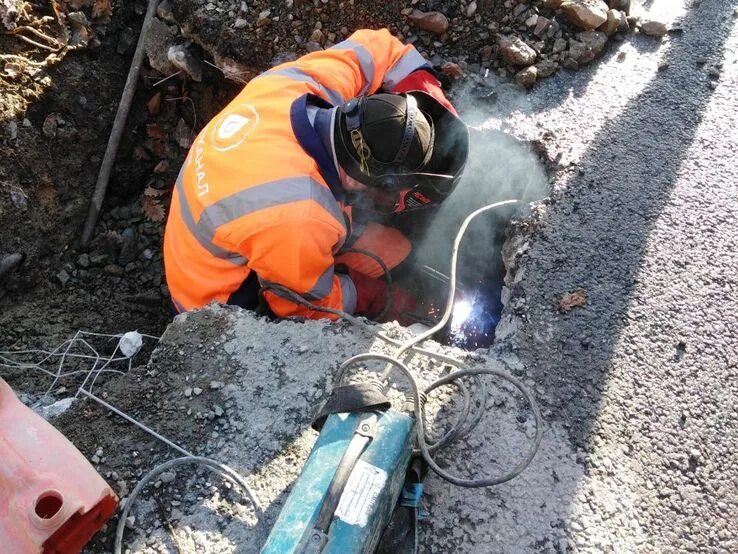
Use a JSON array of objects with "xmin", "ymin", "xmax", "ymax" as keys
[{"xmin": 414, "ymin": 78, "xmax": 548, "ymax": 286}]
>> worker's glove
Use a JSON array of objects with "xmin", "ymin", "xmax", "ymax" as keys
[{"xmin": 349, "ymin": 269, "xmax": 417, "ymax": 323}]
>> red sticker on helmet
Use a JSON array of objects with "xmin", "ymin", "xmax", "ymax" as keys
[{"xmin": 394, "ymin": 190, "xmax": 433, "ymax": 213}]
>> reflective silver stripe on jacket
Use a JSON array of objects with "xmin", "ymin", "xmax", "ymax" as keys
[
  {"xmin": 171, "ymin": 297, "xmax": 187, "ymax": 313},
  {"xmin": 303, "ymin": 265, "xmax": 335, "ymax": 301},
  {"xmin": 176, "ymin": 171, "xmax": 345, "ymax": 264},
  {"xmin": 330, "ymin": 40, "xmax": 375, "ymax": 95},
  {"xmin": 175, "ymin": 169, "xmax": 246, "ymax": 265},
  {"xmin": 255, "ymin": 66, "xmax": 344, "ymax": 105},
  {"xmin": 338, "ymin": 273, "xmax": 357, "ymax": 313},
  {"xmin": 383, "ymin": 49, "xmax": 429, "ymax": 89}
]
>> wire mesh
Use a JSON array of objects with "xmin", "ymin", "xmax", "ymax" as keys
[{"xmin": 0, "ymin": 330, "xmax": 160, "ymax": 406}]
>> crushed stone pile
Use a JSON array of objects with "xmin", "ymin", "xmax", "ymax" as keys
[
  {"xmin": 53, "ymin": 303, "xmax": 607, "ymax": 552},
  {"xmin": 148, "ymin": 0, "xmax": 667, "ymax": 90}
]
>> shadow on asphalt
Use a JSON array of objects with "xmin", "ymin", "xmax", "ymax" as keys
[{"xmin": 510, "ymin": 0, "xmax": 735, "ymax": 539}]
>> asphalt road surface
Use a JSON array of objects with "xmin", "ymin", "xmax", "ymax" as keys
[{"xmin": 489, "ymin": 0, "xmax": 738, "ymax": 551}]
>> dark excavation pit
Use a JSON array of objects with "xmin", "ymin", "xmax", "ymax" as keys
[{"xmin": 405, "ymin": 129, "xmax": 548, "ymax": 349}]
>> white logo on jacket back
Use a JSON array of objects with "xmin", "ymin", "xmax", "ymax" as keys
[{"xmin": 211, "ymin": 104, "xmax": 259, "ymax": 152}]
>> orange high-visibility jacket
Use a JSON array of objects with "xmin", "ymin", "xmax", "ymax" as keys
[{"xmin": 164, "ymin": 29, "xmax": 429, "ymax": 319}]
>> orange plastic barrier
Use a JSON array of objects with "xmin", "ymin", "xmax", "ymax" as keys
[{"xmin": 0, "ymin": 378, "xmax": 118, "ymax": 553}]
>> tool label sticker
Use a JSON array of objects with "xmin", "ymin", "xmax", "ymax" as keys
[{"xmin": 335, "ymin": 460, "xmax": 388, "ymax": 527}]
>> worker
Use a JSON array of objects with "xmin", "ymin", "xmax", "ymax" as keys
[{"xmin": 164, "ymin": 28, "xmax": 468, "ymax": 321}]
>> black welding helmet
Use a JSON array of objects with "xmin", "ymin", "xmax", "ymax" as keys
[{"xmin": 334, "ymin": 91, "xmax": 469, "ymax": 213}]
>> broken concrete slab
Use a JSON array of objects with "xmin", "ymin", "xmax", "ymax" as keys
[{"xmin": 54, "ymin": 303, "xmax": 606, "ymax": 552}]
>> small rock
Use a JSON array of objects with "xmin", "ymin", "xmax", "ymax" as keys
[
  {"xmin": 534, "ymin": 16, "xmax": 551, "ymax": 37},
  {"xmin": 184, "ymin": 387, "xmax": 193, "ymax": 398},
  {"xmin": 153, "ymin": 160, "xmax": 169, "ymax": 174},
  {"xmin": 209, "ymin": 381, "xmax": 224, "ymax": 389},
  {"xmin": 616, "ymin": 10, "xmax": 630, "ymax": 32},
  {"xmin": 168, "ymin": 45, "xmax": 203, "ymax": 82},
  {"xmin": 144, "ymin": 17, "xmax": 178, "ymax": 75},
  {"xmin": 56, "ymin": 270, "xmax": 70, "ymax": 286},
  {"xmin": 90, "ymin": 254, "xmax": 107, "ymax": 266},
  {"xmin": 156, "ymin": 0, "xmax": 175, "ymax": 23},
  {"xmin": 174, "ymin": 118, "xmax": 192, "ymax": 149},
  {"xmin": 525, "ymin": 14, "xmax": 539, "ymax": 28},
  {"xmin": 639, "ymin": 19, "xmax": 668, "ymax": 37},
  {"xmin": 607, "ymin": 0, "xmax": 630, "ymax": 14},
  {"xmin": 535, "ymin": 60, "xmax": 559, "ymax": 78},
  {"xmin": 77, "ymin": 254, "xmax": 90, "ymax": 268},
  {"xmin": 257, "ymin": 9, "xmax": 271, "ymax": 27},
  {"xmin": 125, "ymin": 516, "xmax": 136, "ymax": 529},
  {"xmin": 599, "ymin": 9, "xmax": 621, "ymax": 36},
  {"xmin": 515, "ymin": 66, "xmax": 538, "ymax": 88},
  {"xmin": 42, "ymin": 113, "xmax": 62, "ymax": 138},
  {"xmin": 310, "ymin": 29, "xmax": 324, "ymax": 43},
  {"xmin": 67, "ymin": 11, "xmax": 88, "ymax": 29},
  {"xmin": 466, "ymin": 1, "xmax": 477, "ymax": 18},
  {"xmin": 498, "ymin": 35, "xmax": 537, "ymax": 66},
  {"xmin": 193, "ymin": 387, "xmax": 203, "ymax": 396},
  {"xmin": 407, "ymin": 10, "xmax": 449, "ymax": 35},
  {"xmin": 9, "ymin": 187, "xmax": 27, "ymax": 210},
  {"xmin": 2, "ymin": 62, "xmax": 22, "ymax": 78},
  {"xmin": 118, "ymin": 228, "xmax": 138, "ymax": 265},
  {"xmin": 552, "ymin": 37, "xmax": 568, "ymax": 54},
  {"xmin": 569, "ymin": 31, "xmax": 608, "ymax": 65},
  {"xmin": 271, "ymin": 51, "xmax": 298, "ymax": 66},
  {"xmin": 0, "ymin": 253, "xmax": 23, "ymax": 282},
  {"xmin": 563, "ymin": 57, "xmax": 580, "ymax": 70},
  {"xmin": 440, "ymin": 61, "xmax": 464, "ymax": 79},
  {"xmin": 561, "ymin": 0, "xmax": 609, "ymax": 30},
  {"xmin": 160, "ymin": 471, "xmax": 177, "ymax": 483},
  {"xmin": 513, "ymin": 4, "xmax": 528, "ymax": 18},
  {"xmin": 213, "ymin": 405, "xmax": 224, "ymax": 417},
  {"xmin": 234, "ymin": 18, "xmax": 248, "ymax": 29},
  {"xmin": 104, "ymin": 264, "xmax": 124, "ymax": 277},
  {"xmin": 304, "ymin": 41, "xmax": 323, "ymax": 53},
  {"xmin": 7, "ymin": 120, "xmax": 17, "ymax": 140}
]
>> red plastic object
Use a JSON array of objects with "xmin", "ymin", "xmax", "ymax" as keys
[{"xmin": 0, "ymin": 378, "xmax": 118, "ymax": 553}]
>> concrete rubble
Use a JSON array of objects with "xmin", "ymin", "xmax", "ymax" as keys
[{"xmin": 55, "ymin": 304, "xmax": 650, "ymax": 552}]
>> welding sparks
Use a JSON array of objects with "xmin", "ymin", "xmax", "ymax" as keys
[{"xmin": 451, "ymin": 299, "xmax": 473, "ymax": 330}]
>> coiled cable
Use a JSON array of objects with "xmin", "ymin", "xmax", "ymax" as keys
[{"xmin": 269, "ymin": 199, "xmax": 543, "ymax": 487}]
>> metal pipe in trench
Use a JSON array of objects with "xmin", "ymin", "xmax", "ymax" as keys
[{"xmin": 80, "ymin": 0, "xmax": 159, "ymax": 247}]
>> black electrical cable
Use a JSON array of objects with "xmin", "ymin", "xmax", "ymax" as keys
[
  {"xmin": 280, "ymin": 198, "xmax": 544, "ymax": 487},
  {"xmin": 340, "ymin": 246, "xmax": 395, "ymax": 321},
  {"xmin": 336, "ymin": 352, "xmax": 543, "ymax": 488}
]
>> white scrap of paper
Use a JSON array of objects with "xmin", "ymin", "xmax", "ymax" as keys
[{"xmin": 119, "ymin": 331, "xmax": 143, "ymax": 358}]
